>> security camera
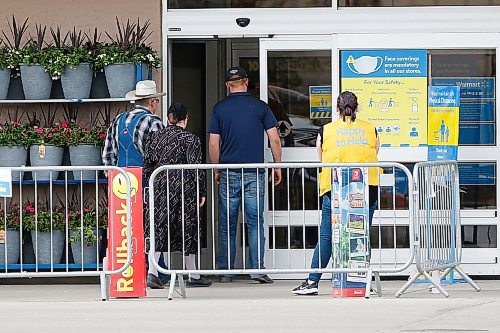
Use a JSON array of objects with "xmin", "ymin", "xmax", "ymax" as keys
[{"xmin": 236, "ymin": 18, "xmax": 250, "ymax": 27}]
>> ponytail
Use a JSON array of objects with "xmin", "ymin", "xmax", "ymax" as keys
[{"xmin": 337, "ymin": 91, "xmax": 358, "ymax": 122}]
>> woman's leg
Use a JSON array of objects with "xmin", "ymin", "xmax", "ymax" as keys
[
  {"xmin": 308, "ymin": 195, "xmax": 333, "ymax": 283},
  {"xmin": 185, "ymin": 254, "xmax": 200, "ymax": 280}
]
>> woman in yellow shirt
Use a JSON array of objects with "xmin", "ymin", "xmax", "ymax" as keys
[{"xmin": 292, "ymin": 91, "xmax": 380, "ymax": 295}]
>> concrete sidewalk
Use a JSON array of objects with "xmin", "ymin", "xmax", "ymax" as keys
[{"xmin": 0, "ymin": 279, "xmax": 498, "ymax": 332}]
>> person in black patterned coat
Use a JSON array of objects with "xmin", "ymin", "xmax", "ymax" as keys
[{"xmin": 143, "ymin": 103, "xmax": 211, "ymax": 287}]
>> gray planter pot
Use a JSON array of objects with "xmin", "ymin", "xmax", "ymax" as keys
[
  {"xmin": 0, "ymin": 68, "xmax": 11, "ymax": 100},
  {"xmin": 7, "ymin": 75, "xmax": 25, "ymax": 99},
  {"xmin": 19, "ymin": 64, "xmax": 53, "ymax": 100},
  {"xmin": 29, "ymin": 144, "xmax": 64, "ymax": 181},
  {"xmin": 61, "ymin": 63, "xmax": 93, "ymax": 99},
  {"xmin": 30, "ymin": 230, "xmax": 65, "ymax": 265},
  {"xmin": 104, "ymin": 62, "xmax": 136, "ymax": 98},
  {"xmin": 69, "ymin": 144, "xmax": 102, "ymax": 180},
  {"xmin": 0, "ymin": 145, "xmax": 27, "ymax": 181},
  {"xmin": 70, "ymin": 229, "xmax": 102, "ymax": 265},
  {"xmin": 0, "ymin": 229, "xmax": 20, "ymax": 265}
]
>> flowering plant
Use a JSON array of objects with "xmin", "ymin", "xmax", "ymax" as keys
[
  {"xmin": 0, "ymin": 121, "xmax": 31, "ymax": 147},
  {"xmin": 64, "ymin": 46, "xmax": 94, "ymax": 69},
  {"xmin": 68, "ymin": 207, "xmax": 107, "ymax": 245},
  {"xmin": 131, "ymin": 45, "xmax": 161, "ymax": 68},
  {"xmin": 63, "ymin": 120, "xmax": 106, "ymax": 146},
  {"xmin": 22, "ymin": 202, "xmax": 66, "ymax": 232},
  {"xmin": 93, "ymin": 43, "xmax": 133, "ymax": 70},
  {"xmin": 19, "ymin": 43, "xmax": 66, "ymax": 80},
  {"xmin": 0, "ymin": 204, "xmax": 21, "ymax": 231},
  {"xmin": 93, "ymin": 43, "xmax": 161, "ymax": 71},
  {"xmin": 0, "ymin": 46, "xmax": 17, "ymax": 69},
  {"xmin": 26, "ymin": 123, "xmax": 68, "ymax": 146}
]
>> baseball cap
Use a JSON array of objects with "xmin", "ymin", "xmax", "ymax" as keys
[
  {"xmin": 225, "ymin": 66, "xmax": 248, "ymax": 82},
  {"xmin": 167, "ymin": 103, "xmax": 188, "ymax": 121}
]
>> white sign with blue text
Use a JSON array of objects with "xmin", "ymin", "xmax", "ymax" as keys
[{"xmin": 0, "ymin": 169, "xmax": 12, "ymax": 198}]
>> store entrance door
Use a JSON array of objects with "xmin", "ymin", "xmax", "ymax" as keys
[{"xmin": 258, "ymin": 36, "xmax": 334, "ymax": 277}]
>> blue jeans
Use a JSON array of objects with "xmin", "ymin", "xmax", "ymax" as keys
[
  {"xmin": 218, "ymin": 171, "xmax": 266, "ymax": 278},
  {"xmin": 308, "ymin": 193, "xmax": 378, "ymax": 283}
]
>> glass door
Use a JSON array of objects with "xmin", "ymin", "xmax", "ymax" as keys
[{"xmin": 259, "ymin": 36, "xmax": 334, "ymax": 273}]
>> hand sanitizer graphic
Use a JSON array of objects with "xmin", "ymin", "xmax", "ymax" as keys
[{"xmin": 411, "ymin": 98, "xmax": 418, "ymax": 112}]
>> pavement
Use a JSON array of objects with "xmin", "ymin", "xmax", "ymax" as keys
[{"xmin": 0, "ymin": 278, "xmax": 499, "ymax": 332}]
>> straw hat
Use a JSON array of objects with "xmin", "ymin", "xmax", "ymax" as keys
[{"xmin": 125, "ymin": 80, "xmax": 166, "ymax": 100}]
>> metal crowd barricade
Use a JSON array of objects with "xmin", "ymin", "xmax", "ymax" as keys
[
  {"xmin": 147, "ymin": 162, "xmax": 415, "ymax": 300},
  {"xmin": 0, "ymin": 166, "xmax": 132, "ymax": 301},
  {"xmin": 396, "ymin": 160, "xmax": 481, "ymax": 298}
]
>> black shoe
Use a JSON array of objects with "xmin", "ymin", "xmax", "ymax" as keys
[
  {"xmin": 251, "ymin": 275, "xmax": 273, "ymax": 284},
  {"xmin": 147, "ymin": 273, "xmax": 164, "ymax": 289},
  {"xmin": 186, "ymin": 276, "xmax": 212, "ymax": 287},
  {"xmin": 292, "ymin": 279, "xmax": 318, "ymax": 295},
  {"xmin": 219, "ymin": 276, "xmax": 232, "ymax": 283},
  {"xmin": 159, "ymin": 275, "xmax": 171, "ymax": 286}
]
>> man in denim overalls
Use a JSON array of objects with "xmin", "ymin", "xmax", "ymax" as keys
[{"xmin": 102, "ymin": 80, "xmax": 166, "ymax": 289}]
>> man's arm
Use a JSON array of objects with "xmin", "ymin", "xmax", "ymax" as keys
[
  {"xmin": 316, "ymin": 133, "xmax": 322, "ymax": 162},
  {"xmin": 266, "ymin": 127, "xmax": 281, "ymax": 163},
  {"xmin": 209, "ymin": 133, "xmax": 220, "ymax": 164},
  {"xmin": 102, "ymin": 117, "xmax": 118, "ymax": 166},
  {"xmin": 266, "ymin": 127, "xmax": 282, "ymax": 186},
  {"xmin": 208, "ymin": 133, "xmax": 221, "ymax": 184}
]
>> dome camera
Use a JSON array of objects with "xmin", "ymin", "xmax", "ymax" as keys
[{"xmin": 236, "ymin": 18, "xmax": 250, "ymax": 27}]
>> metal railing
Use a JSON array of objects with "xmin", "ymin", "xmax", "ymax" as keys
[
  {"xmin": 396, "ymin": 160, "xmax": 480, "ymax": 298},
  {"xmin": 147, "ymin": 162, "xmax": 415, "ymax": 299},
  {"xmin": 0, "ymin": 166, "xmax": 132, "ymax": 301}
]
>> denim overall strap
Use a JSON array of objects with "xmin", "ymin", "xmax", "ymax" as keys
[{"xmin": 117, "ymin": 111, "xmax": 148, "ymax": 167}]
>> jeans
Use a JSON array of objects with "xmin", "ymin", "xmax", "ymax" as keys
[
  {"xmin": 308, "ymin": 193, "xmax": 378, "ymax": 283},
  {"xmin": 218, "ymin": 171, "xmax": 266, "ymax": 278}
]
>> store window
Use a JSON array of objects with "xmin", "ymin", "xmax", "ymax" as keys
[
  {"xmin": 459, "ymin": 162, "xmax": 496, "ymax": 209},
  {"xmin": 339, "ymin": 0, "xmax": 500, "ymax": 6},
  {"xmin": 169, "ymin": 0, "xmax": 331, "ymax": 8},
  {"xmin": 267, "ymin": 50, "xmax": 332, "ymax": 148},
  {"xmin": 462, "ymin": 225, "xmax": 497, "ymax": 248},
  {"xmin": 269, "ymin": 167, "xmax": 319, "ymax": 211},
  {"xmin": 430, "ymin": 50, "xmax": 496, "ymax": 146},
  {"xmin": 269, "ymin": 226, "xmax": 318, "ymax": 249}
]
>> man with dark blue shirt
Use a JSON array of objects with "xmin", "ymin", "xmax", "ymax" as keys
[{"xmin": 208, "ymin": 67, "xmax": 282, "ymax": 284}]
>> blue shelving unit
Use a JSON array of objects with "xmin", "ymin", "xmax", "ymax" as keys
[
  {"xmin": 0, "ymin": 263, "xmax": 103, "ymax": 270},
  {"xmin": 12, "ymin": 179, "xmax": 108, "ymax": 185}
]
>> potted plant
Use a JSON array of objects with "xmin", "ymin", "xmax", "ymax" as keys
[
  {"xmin": 19, "ymin": 24, "xmax": 65, "ymax": 99},
  {"xmin": 65, "ymin": 120, "xmax": 105, "ymax": 180},
  {"xmin": 86, "ymin": 28, "xmax": 110, "ymax": 98},
  {"xmin": 93, "ymin": 17, "xmax": 137, "ymax": 98},
  {"xmin": 2, "ymin": 16, "xmax": 29, "ymax": 99},
  {"xmin": 0, "ymin": 203, "xmax": 22, "ymax": 265},
  {"xmin": 129, "ymin": 18, "xmax": 161, "ymax": 81},
  {"xmin": 0, "ymin": 120, "xmax": 30, "ymax": 181},
  {"xmin": 27, "ymin": 122, "xmax": 66, "ymax": 181},
  {"xmin": 22, "ymin": 202, "xmax": 66, "ymax": 265},
  {"xmin": 0, "ymin": 42, "xmax": 16, "ymax": 99},
  {"xmin": 68, "ymin": 205, "xmax": 106, "ymax": 265},
  {"xmin": 60, "ymin": 27, "xmax": 93, "ymax": 99},
  {"xmin": 48, "ymin": 26, "xmax": 68, "ymax": 99}
]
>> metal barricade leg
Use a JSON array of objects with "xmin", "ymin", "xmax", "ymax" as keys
[
  {"xmin": 168, "ymin": 271, "xmax": 177, "ymax": 300},
  {"xmin": 100, "ymin": 272, "xmax": 108, "ymax": 301},
  {"xmin": 178, "ymin": 274, "xmax": 187, "ymax": 299},
  {"xmin": 374, "ymin": 271, "xmax": 382, "ymax": 297},
  {"xmin": 395, "ymin": 272, "xmax": 420, "ymax": 298},
  {"xmin": 364, "ymin": 269, "xmax": 373, "ymax": 299},
  {"xmin": 422, "ymin": 270, "xmax": 449, "ymax": 297},
  {"xmin": 454, "ymin": 266, "xmax": 481, "ymax": 292}
]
